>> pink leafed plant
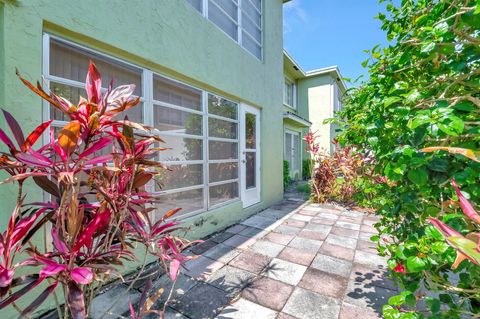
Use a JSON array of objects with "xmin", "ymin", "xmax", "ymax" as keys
[{"xmin": 0, "ymin": 63, "xmax": 195, "ymax": 318}]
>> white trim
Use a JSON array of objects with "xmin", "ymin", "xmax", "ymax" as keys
[
  {"xmin": 240, "ymin": 103, "xmax": 261, "ymax": 208},
  {"xmin": 283, "ymin": 112, "xmax": 311, "ymax": 128}
]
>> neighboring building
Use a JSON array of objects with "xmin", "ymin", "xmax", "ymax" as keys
[{"xmin": 282, "ymin": 51, "xmax": 346, "ymax": 180}]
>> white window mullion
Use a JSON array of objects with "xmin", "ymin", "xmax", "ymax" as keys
[
  {"xmin": 142, "ymin": 69, "xmax": 153, "ymax": 127},
  {"xmin": 202, "ymin": 91, "xmax": 209, "ymax": 210}
]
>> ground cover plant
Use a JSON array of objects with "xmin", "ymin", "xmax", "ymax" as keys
[
  {"xmin": 335, "ymin": 0, "xmax": 480, "ymax": 317},
  {"xmin": 0, "ymin": 63, "xmax": 194, "ymax": 318}
]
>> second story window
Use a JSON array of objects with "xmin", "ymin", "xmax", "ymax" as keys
[
  {"xmin": 284, "ymin": 78, "xmax": 296, "ymax": 108},
  {"xmin": 186, "ymin": 0, "xmax": 263, "ymax": 60}
]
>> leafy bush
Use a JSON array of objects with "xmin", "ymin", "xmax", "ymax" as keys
[
  {"xmin": 296, "ymin": 182, "xmax": 311, "ymax": 194},
  {"xmin": 0, "ymin": 64, "xmax": 195, "ymax": 318},
  {"xmin": 283, "ymin": 160, "xmax": 291, "ymax": 188},
  {"xmin": 336, "ymin": 1, "xmax": 480, "ymax": 317},
  {"xmin": 302, "ymin": 159, "xmax": 311, "ymax": 180}
]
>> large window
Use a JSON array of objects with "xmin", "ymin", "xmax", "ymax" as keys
[
  {"xmin": 43, "ymin": 35, "xmax": 240, "ymax": 218},
  {"xmin": 185, "ymin": 0, "xmax": 263, "ymax": 60},
  {"xmin": 284, "ymin": 78, "xmax": 296, "ymax": 108}
]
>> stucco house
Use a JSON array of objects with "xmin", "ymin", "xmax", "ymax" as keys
[
  {"xmin": 0, "ymin": 1, "xmax": 346, "ymax": 316},
  {"xmin": 283, "ymin": 51, "xmax": 346, "ymax": 180}
]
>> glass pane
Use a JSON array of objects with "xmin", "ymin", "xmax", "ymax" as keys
[
  {"xmin": 208, "ymin": 94, "xmax": 237, "ymax": 119},
  {"xmin": 186, "ymin": 0, "xmax": 202, "ymax": 12},
  {"xmin": 242, "ymin": 31, "xmax": 262, "ymax": 59},
  {"xmin": 209, "ymin": 182, "xmax": 238, "ymax": 207},
  {"xmin": 209, "ymin": 162, "xmax": 238, "ymax": 183},
  {"xmin": 212, "ymin": 0, "xmax": 238, "ymax": 21},
  {"xmin": 153, "ymin": 75, "xmax": 202, "ymax": 111},
  {"xmin": 293, "ymin": 134, "xmax": 300, "ymax": 172},
  {"xmin": 241, "ymin": 0, "xmax": 261, "ymax": 27},
  {"xmin": 154, "ymin": 105, "xmax": 202, "ymax": 135},
  {"xmin": 50, "ymin": 39, "xmax": 142, "ymax": 96},
  {"xmin": 242, "ymin": 12, "xmax": 261, "ymax": 42},
  {"xmin": 208, "ymin": 1, "xmax": 238, "ymax": 40},
  {"xmin": 251, "ymin": 0, "xmax": 261, "ymax": 11},
  {"xmin": 155, "ymin": 164, "xmax": 203, "ymax": 191},
  {"xmin": 209, "ymin": 141, "xmax": 238, "ymax": 160},
  {"xmin": 158, "ymin": 137, "xmax": 203, "ymax": 161},
  {"xmin": 245, "ymin": 112, "xmax": 256, "ymax": 149},
  {"xmin": 284, "ymin": 133, "xmax": 292, "ymax": 167},
  {"xmin": 208, "ymin": 118, "xmax": 237, "ymax": 139},
  {"xmin": 113, "ymin": 102, "xmax": 143, "ymax": 123},
  {"xmin": 246, "ymin": 152, "xmax": 256, "ymax": 189},
  {"xmin": 157, "ymin": 188, "xmax": 204, "ymax": 217},
  {"xmin": 49, "ymin": 82, "xmax": 86, "ymax": 121}
]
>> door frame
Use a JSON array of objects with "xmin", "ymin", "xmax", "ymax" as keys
[
  {"xmin": 240, "ymin": 103, "xmax": 261, "ymax": 208},
  {"xmin": 284, "ymin": 129, "xmax": 301, "ymax": 179}
]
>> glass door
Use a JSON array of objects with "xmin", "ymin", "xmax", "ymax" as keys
[{"xmin": 240, "ymin": 104, "xmax": 260, "ymax": 207}]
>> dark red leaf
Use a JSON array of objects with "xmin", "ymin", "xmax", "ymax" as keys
[
  {"xmin": 86, "ymin": 62, "xmax": 102, "ymax": 103},
  {"xmin": 73, "ymin": 210, "xmax": 111, "ymax": 253},
  {"xmin": 19, "ymin": 281, "xmax": 58, "ymax": 318},
  {"xmin": 0, "ymin": 278, "xmax": 42, "ymax": 309},
  {"xmin": 67, "ymin": 282, "xmax": 86, "ymax": 319},
  {"xmin": 33, "ymin": 176, "xmax": 60, "ymax": 197},
  {"xmin": 78, "ymin": 137, "xmax": 112, "ymax": 159},
  {"xmin": 2, "ymin": 109, "xmax": 25, "ymax": 148}
]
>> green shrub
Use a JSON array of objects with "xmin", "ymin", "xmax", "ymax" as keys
[
  {"xmin": 302, "ymin": 159, "xmax": 311, "ymax": 180},
  {"xmin": 296, "ymin": 183, "xmax": 311, "ymax": 194},
  {"xmin": 283, "ymin": 160, "xmax": 291, "ymax": 188},
  {"xmin": 336, "ymin": 1, "xmax": 480, "ymax": 317}
]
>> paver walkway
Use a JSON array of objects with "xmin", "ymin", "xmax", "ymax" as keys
[{"xmin": 88, "ymin": 195, "xmax": 397, "ymax": 319}]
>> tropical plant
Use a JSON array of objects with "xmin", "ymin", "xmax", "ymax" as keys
[
  {"xmin": 336, "ymin": 0, "xmax": 480, "ymax": 317},
  {"xmin": 0, "ymin": 63, "xmax": 195, "ymax": 318},
  {"xmin": 283, "ymin": 160, "xmax": 291, "ymax": 189}
]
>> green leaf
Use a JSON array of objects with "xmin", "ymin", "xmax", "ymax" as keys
[
  {"xmin": 421, "ymin": 42, "xmax": 436, "ymax": 53},
  {"xmin": 425, "ymin": 297, "xmax": 441, "ymax": 313},
  {"xmin": 438, "ymin": 116, "xmax": 464, "ymax": 136},
  {"xmin": 425, "ymin": 225, "xmax": 443, "ymax": 241},
  {"xmin": 407, "ymin": 168, "xmax": 428, "ymax": 186},
  {"xmin": 384, "ymin": 96, "xmax": 402, "ymax": 107},
  {"xmin": 388, "ymin": 294, "xmax": 405, "ymax": 306},
  {"xmin": 406, "ymin": 256, "xmax": 427, "ymax": 272},
  {"xmin": 433, "ymin": 22, "xmax": 449, "ymax": 36}
]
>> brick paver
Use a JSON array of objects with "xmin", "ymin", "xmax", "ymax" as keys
[{"xmin": 103, "ymin": 195, "xmax": 397, "ymax": 319}]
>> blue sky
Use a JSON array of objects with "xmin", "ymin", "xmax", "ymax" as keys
[{"xmin": 283, "ymin": 0, "xmax": 391, "ymax": 83}]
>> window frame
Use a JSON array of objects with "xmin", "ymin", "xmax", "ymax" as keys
[
  {"xmin": 42, "ymin": 33, "xmax": 241, "ymax": 220},
  {"xmin": 185, "ymin": 0, "xmax": 263, "ymax": 61},
  {"xmin": 283, "ymin": 77, "xmax": 296, "ymax": 109}
]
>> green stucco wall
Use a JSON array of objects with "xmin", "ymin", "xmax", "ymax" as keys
[{"xmin": 0, "ymin": 1, "xmax": 285, "ymax": 317}]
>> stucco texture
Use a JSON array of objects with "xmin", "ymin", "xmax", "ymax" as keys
[{"xmin": 0, "ymin": 1, "xmax": 285, "ymax": 317}]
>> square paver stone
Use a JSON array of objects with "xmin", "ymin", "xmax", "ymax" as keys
[
  {"xmin": 301, "ymin": 206, "xmax": 323, "ymax": 212},
  {"xmin": 223, "ymin": 234, "xmax": 256, "ymax": 249},
  {"xmin": 344, "ymin": 280, "xmax": 396, "ymax": 314},
  {"xmin": 242, "ymin": 276, "xmax": 294, "ymax": 311},
  {"xmin": 203, "ymin": 244, "xmax": 241, "ymax": 264},
  {"xmin": 263, "ymin": 258, "xmax": 307, "ymax": 285},
  {"xmin": 318, "ymin": 242, "xmax": 355, "ymax": 261},
  {"xmin": 311, "ymin": 218, "xmax": 335, "ymax": 226},
  {"xmin": 264, "ymin": 232, "xmax": 294, "ymax": 245},
  {"xmin": 304, "ymin": 223, "xmax": 332, "ymax": 234},
  {"xmin": 229, "ymin": 250, "xmax": 272, "ymax": 274},
  {"xmin": 361, "ymin": 224, "xmax": 378, "ymax": 233},
  {"xmin": 311, "ymin": 254, "xmax": 352, "ymax": 278},
  {"xmin": 211, "ymin": 232, "xmax": 235, "ymax": 244},
  {"xmin": 90, "ymin": 284, "xmax": 140, "ymax": 319},
  {"xmin": 282, "ymin": 219, "xmax": 306, "ymax": 228},
  {"xmin": 338, "ymin": 215, "xmax": 363, "ymax": 224},
  {"xmin": 325, "ymin": 234, "xmax": 357, "ymax": 249},
  {"xmin": 290, "ymin": 214, "xmax": 313, "ymax": 222},
  {"xmin": 350, "ymin": 263, "xmax": 397, "ymax": 291},
  {"xmin": 297, "ymin": 209, "xmax": 317, "ymax": 216},
  {"xmin": 317, "ymin": 212, "xmax": 339, "ymax": 220},
  {"xmin": 339, "ymin": 302, "xmax": 381, "ymax": 319},
  {"xmin": 242, "ymin": 216, "xmax": 275, "ymax": 229},
  {"xmin": 258, "ymin": 208, "xmax": 290, "ymax": 220},
  {"xmin": 184, "ymin": 256, "xmax": 225, "ymax": 280},
  {"xmin": 250, "ymin": 240, "xmax": 285, "ymax": 258},
  {"xmin": 276, "ymin": 313, "xmax": 297, "ymax": 319},
  {"xmin": 288, "ymin": 237, "xmax": 323, "ymax": 252},
  {"xmin": 274, "ymin": 225, "xmax": 301, "ymax": 235},
  {"xmin": 359, "ymin": 232, "xmax": 376, "ymax": 241},
  {"xmin": 342, "ymin": 210, "xmax": 364, "ymax": 218},
  {"xmin": 149, "ymin": 274, "xmax": 198, "ymax": 308},
  {"xmin": 190, "ymin": 240, "xmax": 218, "ymax": 255},
  {"xmin": 298, "ymin": 229, "xmax": 329, "ymax": 241},
  {"xmin": 354, "ymin": 250, "xmax": 387, "ymax": 267},
  {"xmin": 278, "ymin": 247, "xmax": 316, "ymax": 266},
  {"xmin": 215, "ymin": 298, "xmax": 277, "ymax": 319},
  {"xmin": 335, "ymin": 221, "xmax": 361, "ymax": 231},
  {"xmin": 330, "ymin": 227, "xmax": 359, "ymax": 238},
  {"xmin": 298, "ymin": 268, "xmax": 348, "ymax": 298},
  {"xmin": 172, "ymin": 282, "xmax": 231, "ymax": 319},
  {"xmin": 283, "ymin": 287, "xmax": 341, "ymax": 319},
  {"xmin": 357, "ymin": 240, "xmax": 378, "ymax": 254},
  {"xmin": 226, "ymin": 224, "xmax": 247, "ymax": 234},
  {"xmin": 239, "ymin": 226, "xmax": 266, "ymax": 238},
  {"xmin": 207, "ymin": 265, "xmax": 256, "ymax": 294}
]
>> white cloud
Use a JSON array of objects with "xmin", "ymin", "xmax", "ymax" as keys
[{"xmin": 283, "ymin": 0, "xmax": 309, "ymax": 35}]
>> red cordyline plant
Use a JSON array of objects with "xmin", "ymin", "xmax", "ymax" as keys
[
  {"xmin": 0, "ymin": 63, "xmax": 195, "ymax": 318},
  {"xmin": 304, "ymin": 130, "xmax": 379, "ymax": 203}
]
